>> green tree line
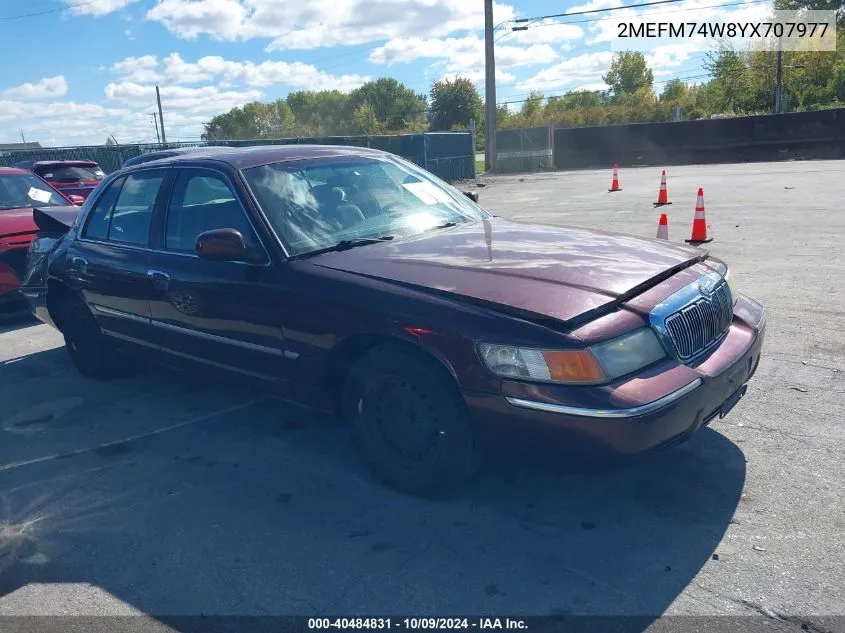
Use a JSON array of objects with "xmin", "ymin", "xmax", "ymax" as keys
[{"xmin": 203, "ymin": 26, "xmax": 845, "ymax": 142}]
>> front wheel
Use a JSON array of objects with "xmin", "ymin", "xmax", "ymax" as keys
[{"xmin": 343, "ymin": 344, "xmax": 481, "ymax": 496}]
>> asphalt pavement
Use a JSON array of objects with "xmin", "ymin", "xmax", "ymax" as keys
[{"xmin": 0, "ymin": 160, "xmax": 842, "ymax": 630}]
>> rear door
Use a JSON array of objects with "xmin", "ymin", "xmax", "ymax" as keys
[
  {"xmin": 64, "ymin": 168, "xmax": 170, "ymax": 347},
  {"xmin": 145, "ymin": 166, "xmax": 287, "ymax": 384}
]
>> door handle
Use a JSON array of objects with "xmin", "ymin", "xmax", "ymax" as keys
[
  {"xmin": 71, "ymin": 256, "xmax": 88, "ymax": 273},
  {"xmin": 146, "ymin": 269, "xmax": 171, "ymax": 291}
]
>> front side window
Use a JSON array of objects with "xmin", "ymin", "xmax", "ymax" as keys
[
  {"xmin": 241, "ymin": 155, "xmax": 489, "ymax": 256},
  {"xmin": 0, "ymin": 173, "xmax": 68, "ymax": 210},
  {"xmin": 164, "ymin": 170, "xmax": 260, "ymax": 253}
]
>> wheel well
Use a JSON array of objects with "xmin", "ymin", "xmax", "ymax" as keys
[
  {"xmin": 46, "ymin": 279, "xmax": 75, "ymax": 333},
  {"xmin": 323, "ymin": 334, "xmax": 460, "ymax": 414}
]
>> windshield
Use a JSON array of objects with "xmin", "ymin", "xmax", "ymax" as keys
[
  {"xmin": 241, "ymin": 154, "xmax": 489, "ymax": 257},
  {"xmin": 0, "ymin": 173, "xmax": 67, "ymax": 209},
  {"xmin": 36, "ymin": 164, "xmax": 104, "ymax": 182}
]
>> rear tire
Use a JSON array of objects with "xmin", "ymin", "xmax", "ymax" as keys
[
  {"xmin": 61, "ymin": 295, "xmax": 132, "ymax": 380},
  {"xmin": 343, "ymin": 344, "xmax": 482, "ymax": 496}
]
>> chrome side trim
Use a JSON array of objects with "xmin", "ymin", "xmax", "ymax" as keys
[
  {"xmin": 150, "ymin": 319, "xmax": 283, "ymax": 356},
  {"xmin": 91, "ymin": 304, "xmax": 151, "ymax": 324},
  {"xmin": 505, "ymin": 378, "xmax": 703, "ymax": 419}
]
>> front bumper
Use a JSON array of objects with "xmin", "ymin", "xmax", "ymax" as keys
[{"xmin": 465, "ymin": 295, "xmax": 766, "ymax": 455}]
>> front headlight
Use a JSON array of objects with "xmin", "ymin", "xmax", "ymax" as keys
[{"xmin": 478, "ymin": 327, "xmax": 666, "ymax": 385}]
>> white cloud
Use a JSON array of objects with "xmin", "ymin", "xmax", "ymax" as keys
[
  {"xmin": 160, "ymin": 53, "xmax": 371, "ymax": 90},
  {"xmin": 109, "ymin": 53, "xmax": 371, "ymax": 92},
  {"xmin": 66, "ymin": 0, "xmax": 142, "ymax": 16},
  {"xmin": 104, "ymin": 81, "xmax": 263, "ymax": 112},
  {"xmin": 142, "ymin": 0, "xmax": 517, "ymax": 50},
  {"xmin": 2, "ymin": 76, "xmax": 69, "ymax": 100},
  {"xmin": 111, "ymin": 56, "xmax": 163, "ymax": 83},
  {"xmin": 370, "ymin": 36, "xmax": 558, "ymax": 72},
  {"xmin": 515, "ymin": 52, "xmax": 614, "ymax": 92},
  {"xmin": 440, "ymin": 69, "xmax": 517, "ymax": 86}
]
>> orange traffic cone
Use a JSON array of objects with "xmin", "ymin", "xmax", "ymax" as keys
[
  {"xmin": 656, "ymin": 213, "xmax": 669, "ymax": 240},
  {"xmin": 608, "ymin": 163, "xmax": 622, "ymax": 192},
  {"xmin": 685, "ymin": 188, "xmax": 712, "ymax": 244},
  {"xmin": 654, "ymin": 170, "xmax": 671, "ymax": 206}
]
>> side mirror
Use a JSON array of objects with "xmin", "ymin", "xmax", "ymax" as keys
[
  {"xmin": 195, "ymin": 228, "xmax": 252, "ymax": 263},
  {"xmin": 68, "ymin": 194, "xmax": 85, "ymax": 206},
  {"xmin": 463, "ymin": 190, "xmax": 479, "ymax": 203}
]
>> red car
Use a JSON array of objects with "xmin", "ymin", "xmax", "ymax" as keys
[
  {"xmin": 0, "ymin": 167, "xmax": 78, "ymax": 313},
  {"xmin": 12, "ymin": 160, "xmax": 104, "ymax": 202}
]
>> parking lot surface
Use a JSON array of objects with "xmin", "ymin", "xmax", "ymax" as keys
[{"xmin": 1, "ymin": 160, "xmax": 843, "ymax": 627}]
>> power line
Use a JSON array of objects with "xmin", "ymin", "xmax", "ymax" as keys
[
  {"xmin": 0, "ymin": 0, "xmax": 98, "ymax": 20},
  {"xmin": 512, "ymin": 0, "xmax": 692, "ymax": 25},
  {"xmin": 496, "ymin": 0, "xmax": 769, "ymax": 41}
]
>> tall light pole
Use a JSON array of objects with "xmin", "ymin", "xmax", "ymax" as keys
[
  {"xmin": 484, "ymin": 0, "xmax": 497, "ymax": 172},
  {"xmin": 775, "ymin": 36, "xmax": 783, "ymax": 113},
  {"xmin": 156, "ymin": 85, "xmax": 167, "ymax": 144}
]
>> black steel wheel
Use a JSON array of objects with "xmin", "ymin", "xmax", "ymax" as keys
[{"xmin": 343, "ymin": 343, "xmax": 481, "ymax": 496}]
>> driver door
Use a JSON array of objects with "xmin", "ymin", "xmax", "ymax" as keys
[{"xmin": 145, "ymin": 166, "xmax": 288, "ymax": 384}]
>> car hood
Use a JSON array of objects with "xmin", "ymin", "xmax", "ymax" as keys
[
  {"xmin": 0, "ymin": 207, "xmax": 38, "ymax": 240},
  {"xmin": 310, "ymin": 217, "xmax": 710, "ymax": 326}
]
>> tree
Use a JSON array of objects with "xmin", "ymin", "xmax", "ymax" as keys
[
  {"xmin": 202, "ymin": 100, "xmax": 295, "ymax": 140},
  {"xmin": 428, "ymin": 76, "xmax": 483, "ymax": 131},
  {"xmin": 602, "ymin": 51, "xmax": 654, "ymax": 101},
  {"xmin": 345, "ymin": 78, "xmax": 427, "ymax": 132},
  {"xmin": 519, "ymin": 90, "xmax": 545, "ymax": 125},
  {"xmin": 774, "ymin": 0, "xmax": 845, "ymax": 26},
  {"xmin": 286, "ymin": 90, "xmax": 349, "ymax": 135},
  {"xmin": 105, "ymin": 136, "xmax": 117, "ymax": 146},
  {"xmin": 660, "ymin": 79, "xmax": 690, "ymax": 103}
]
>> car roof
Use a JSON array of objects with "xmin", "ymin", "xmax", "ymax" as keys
[
  {"xmin": 122, "ymin": 145, "xmax": 231, "ymax": 167},
  {"xmin": 124, "ymin": 144, "xmax": 390, "ymax": 171},
  {"xmin": 32, "ymin": 160, "xmax": 100, "ymax": 167},
  {"xmin": 0, "ymin": 166, "xmax": 36, "ymax": 175}
]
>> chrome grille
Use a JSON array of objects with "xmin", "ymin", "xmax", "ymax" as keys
[{"xmin": 662, "ymin": 280, "xmax": 733, "ymax": 361}]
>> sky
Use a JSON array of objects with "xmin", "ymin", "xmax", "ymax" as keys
[{"xmin": 0, "ymin": 0, "xmax": 773, "ymax": 147}]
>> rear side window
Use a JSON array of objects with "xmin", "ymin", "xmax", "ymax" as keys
[
  {"xmin": 83, "ymin": 177, "xmax": 123, "ymax": 240},
  {"xmin": 108, "ymin": 172, "xmax": 164, "ymax": 245},
  {"xmin": 81, "ymin": 171, "xmax": 164, "ymax": 246},
  {"xmin": 37, "ymin": 165, "xmax": 104, "ymax": 182}
]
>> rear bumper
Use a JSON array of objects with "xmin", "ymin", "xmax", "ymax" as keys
[{"xmin": 465, "ymin": 296, "xmax": 766, "ymax": 455}]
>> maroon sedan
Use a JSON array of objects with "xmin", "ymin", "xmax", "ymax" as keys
[
  {"xmin": 21, "ymin": 145, "xmax": 765, "ymax": 494},
  {"xmin": 12, "ymin": 160, "xmax": 104, "ymax": 202},
  {"xmin": 1, "ymin": 167, "xmax": 79, "ymax": 313}
]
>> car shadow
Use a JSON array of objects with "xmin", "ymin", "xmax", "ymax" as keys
[
  {"xmin": 0, "ymin": 311, "xmax": 40, "ymax": 335},
  {"xmin": 0, "ymin": 349, "xmax": 746, "ymax": 630}
]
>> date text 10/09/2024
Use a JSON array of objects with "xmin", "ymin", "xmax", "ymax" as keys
[{"xmin": 308, "ymin": 618, "xmax": 528, "ymax": 630}]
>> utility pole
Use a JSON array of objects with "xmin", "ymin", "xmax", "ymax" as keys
[
  {"xmin": 775, "ymin": 35, "xmax": 783, "ymax": 114},
  {"xmin": 156, "ymin": 85, "xmax": 167, "ymax": 144},
  {"xmin": 484, "ymin": 0, "xmax": 497, "ymax": 173},
  {"xmin": 150, "ymin": 113, "xmax": 161, "ymax": 143},
  {"xmin": 20, "ymin": 130, "xmax": 26, "ymax": 143}
]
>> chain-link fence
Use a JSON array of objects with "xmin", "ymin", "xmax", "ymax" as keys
[
  {"xmin": 494, "ymin": 124, "xmax": 555, "ymax": 173},
  {"xmin": 0, "ymin": 132, "xmax": 475, "ymax": 183}
]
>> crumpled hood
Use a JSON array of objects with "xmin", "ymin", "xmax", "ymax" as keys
[{"xmin": 310, "ymin": 217, "xmax": 709, "ymax": 324}]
